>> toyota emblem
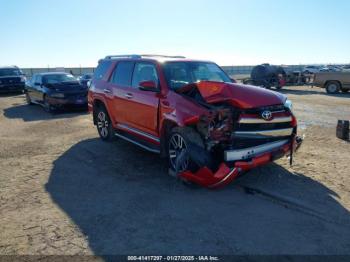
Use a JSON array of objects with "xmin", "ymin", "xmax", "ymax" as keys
[{"xmin": 261, "ymin": 110, "xmax": 272, "ymax": 121}]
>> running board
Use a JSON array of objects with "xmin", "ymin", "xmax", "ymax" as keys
[{"xmin": 114, "ymin": 131, "xmax": 161, "ymax": 154}]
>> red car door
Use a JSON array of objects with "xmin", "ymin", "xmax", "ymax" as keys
[
  {"xmin": 116, "ymin": 62, "xmax": 160, "ymax": 137},
  {"xmin": 106, "ymin": 61, "xmax": 135, "ymax": 126}
]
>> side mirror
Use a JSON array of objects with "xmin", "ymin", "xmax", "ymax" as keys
[{"xmin": 139, "ymin": 80, "xmax": 158, "ymax": 92}]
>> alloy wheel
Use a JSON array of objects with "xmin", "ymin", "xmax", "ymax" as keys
[
  {"xmin": 97, "ymin": 111, "xmax": 110, "ymax": 138},
  {"xmin": 169, "ymin": 133, "xmax": 189, "ymax": 172}
]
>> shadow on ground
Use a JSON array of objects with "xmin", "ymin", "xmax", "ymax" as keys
[
  {"xmin": 3, "ymin": 103, "xmax": 88, "ymax": 122},
  {"xmin": 46, "ymin": 138, "xmax": 350, "ymax": 255}
]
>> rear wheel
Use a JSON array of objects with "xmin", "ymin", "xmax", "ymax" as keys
[
  {"xmin": 95, "ymin": 106, "xmax": 114, "ymax": 141},
  {"xmin": 25, "ymin": 92, "xmax": 33, "ymax": 105},
  {"xmin": 325, "ymin": 81, "xmax": 340, "ymax": 94}
]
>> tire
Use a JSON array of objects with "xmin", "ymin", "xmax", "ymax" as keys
[
  {"xmin": 325, "ymin": 81, "xmax": 340, "ymax": 94},
  {"xmin": 25, "ymin": 92, "xmax": 33, "ymax": 105},
  {"xmin": 95, "ymin": 106, "xmax": 115, "ymax": 141},
  {"xmin": 43, "ymin": 95, "xmax": 55, "ymax": 113},
  {"xmin": 167, "ymin": 127, "xmax": 204, "ymax": 176}
]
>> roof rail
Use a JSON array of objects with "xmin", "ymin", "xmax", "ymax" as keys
[
  {"xmin": 104, "ymin": 54, "xmax": 186, "ymax": 60},
  {"xmin": 105, "ymin": 55, "xmax": 141, "ymax": 59},
  {"xmin": 141, "ymin": 54, "xmax": 186, "ymax": 59}
]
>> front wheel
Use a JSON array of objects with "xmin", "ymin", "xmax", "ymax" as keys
[
  {"xmin": 168, "ymin": 127, "xmax": 204, "ymax": 175},
  {"xmin": 43, "ymin": 95, "xmax": 55, "ymax": 113},
  {"xmin": 25, "ymin": 92, "xmax": 33, "ymax": 105},
  {"xmin": 95, "ymin": 107, "xmax": 114, "ymax": 141}
]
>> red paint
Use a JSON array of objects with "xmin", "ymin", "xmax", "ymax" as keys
[
  {"xmin": 179, "ymin": 139, "xmax": 298, "ymax": 189},
  {"xmin": 194, "ymin": 81, "xmax": 286, "ymax": 109},
  {"xmin": 89, "ymin": 56, "xmax": 301, "ymax": 189}
]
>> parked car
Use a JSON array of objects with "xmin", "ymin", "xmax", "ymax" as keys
[
  {"xmin": 0, "ymin": 66, "xmax": 26, "ymax": 93},
  {"xmin": 88, "ymin": 54, "xmax": 302, "ymax": 188},
  {"xmin": 313, "ymin": 72, "xmax": 350, "ymax": 94},
  {"xmin": 25, "ymin": 72, "xmax": 88, "ymax": 112},
  {"xmin": 303, "ymin": 65, "xmax": 321, "ymax": 74},
  {"xmin": 78, "ymin": 73, "xmax": 93, "ymax": 88}
]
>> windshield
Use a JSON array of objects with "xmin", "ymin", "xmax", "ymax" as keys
[
  {"xmin": 43, "ymin": 74, "xmax": 77, "ymax": 84},
  {"xmin": 163, "ymin": 62, "xmax": 231, "ymax": 90},
  {"xmin": 0, "ymin": 68, "xmax": 22, "ymax": 77}
]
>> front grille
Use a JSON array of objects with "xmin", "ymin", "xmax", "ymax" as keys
[
  {"xmin": 231, "ymin": 137, "xmax": 285, "ymax": 149},
  {"xmin": 231, "ymin": 105, "xmax": 293, "ymax": 149},
  {"xmin": 64, "ymin": 92, "xmax": 87, "ymax": 99},
  {"xmin": 237, "ymin": 122, "xmax": 292, "ymax": 131},
  {"xmin": 242, "ymin": 104, "xmax": 286, "ymax": 114},
  {"xmin": 0, "ymin": 77, "xmax": 21, "ymax": 84}
]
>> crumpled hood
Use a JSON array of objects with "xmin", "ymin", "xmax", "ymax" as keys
[{"xmin": 179, "ymin": 81, "xmax": 286, "ymax": 109}]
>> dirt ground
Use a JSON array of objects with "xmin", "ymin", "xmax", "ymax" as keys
[{"xmin": 0, "ymin": 85, "xmax": 350, "ymax": 256}]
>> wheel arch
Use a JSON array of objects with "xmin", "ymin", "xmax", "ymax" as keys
[
  {"xmin": 92, "ymin": 99, "xmax": 108, "ymax": 125},
  {"xmin": 160, "ymin": 119, "xmax": 179, "ymax": 158},
  {"xmin": 324, "ymin": 80, "xmax": 342, "ymax": 89}
]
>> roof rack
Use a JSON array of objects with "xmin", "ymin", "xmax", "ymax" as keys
[
  {"xmin": 140, "ymin": 54, "xmax": 186, "ymax": 59},
  {"xmin": 104, "ymin": 54, "xmax": 186, "ymax": 60},
  {"xmin": 105, "ymin": 55, "xmax": 141, "ymax": 59}
]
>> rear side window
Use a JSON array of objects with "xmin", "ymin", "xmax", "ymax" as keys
[
  {"xmin": 94, "ymin": 60, "xmax": 112, "ymax": 80},
  {"xmin": 132, "ymin": 62, "xmax": 158, "ymax": 88},
  {"xmin": 111, "ymin": 61, "xmax": 135, "ymax": 86},
  {"xmin": 34, "ymin": 75, "xmax": 42, "ymax": 84}
]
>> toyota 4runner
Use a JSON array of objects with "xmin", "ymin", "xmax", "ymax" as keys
[{"xmin": 88, "ymin": 55, "xmax": 303, "ymax": 188}]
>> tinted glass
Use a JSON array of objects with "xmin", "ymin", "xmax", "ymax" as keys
[
  {"xmin": 42, "ymin": 74, "xmax": 78, "ymax": 84},
  {"xmin": 94, "ymin": 61, "xmax": 112, "ymax": 80},
  {"xmin": 132, "ymin": 63, "xmax": 158, "ymax": 88},
  {"xmin": 0, "ymin": 68, "xmax": 21, "ymax": 76},
  {"xmin": 111, "ymin": 61, "xmax": 134, "ymax": 86},
  {"xmin": 34, "ymin": 75, "xmax": 42, "ymax": 84},
  {"xmin": 163, "ymin": 62, "xmax": 231, "ymax": 90}
]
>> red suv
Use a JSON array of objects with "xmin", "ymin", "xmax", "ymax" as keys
[{"xmin": 88, "ymin": 55, "xmax": 302, "ymax": 188}]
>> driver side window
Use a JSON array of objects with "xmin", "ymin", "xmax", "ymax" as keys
[{"xmin": 131, "ymin": 63, "xmax": 158, "ymax": 89}]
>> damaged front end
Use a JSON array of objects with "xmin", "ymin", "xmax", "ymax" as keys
[{"xmin": 174, "ymin": 81, "xmax": 304, "ymax": 189}]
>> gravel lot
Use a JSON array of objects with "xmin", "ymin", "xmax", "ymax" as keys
[{"xmin": 0, "ymin": 85, "xmax": 350, "ymax": 256}]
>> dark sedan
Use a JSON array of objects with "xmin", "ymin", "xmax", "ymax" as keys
[
  {"xmin": 0, "ymin": 66, "xmax": 26, "ymax": 93},
  {"xmin": 25, "ymin": 72, "xmax": 88, "ymax": 112}
]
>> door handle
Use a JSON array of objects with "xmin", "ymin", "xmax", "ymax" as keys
[
  {"xmin": 124, "ymin": 93, "xmax": 133, "ymax": 99},
  {"xmin": 103, "ymin": 89, "xmax": 111, "ymax": 94}
]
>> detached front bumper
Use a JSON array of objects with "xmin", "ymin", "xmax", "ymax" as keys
[{"xmin": 179, "ymin": 136, "xmax": 303, "ymax": 189}]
